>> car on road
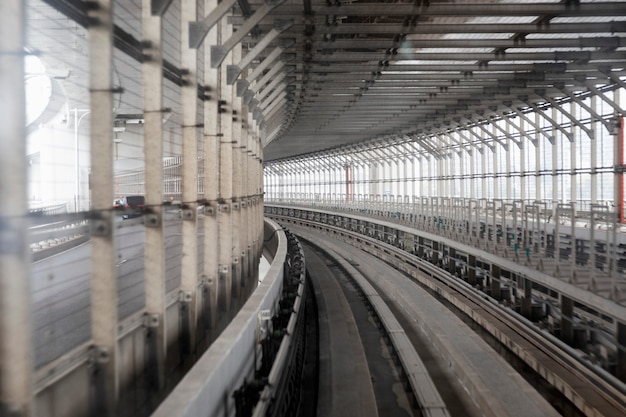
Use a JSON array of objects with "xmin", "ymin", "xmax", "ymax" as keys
[{"xmin": 113, "ymin": 195, "xmax": 145, "ymax": 218}]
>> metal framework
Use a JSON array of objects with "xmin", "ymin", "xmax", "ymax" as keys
[{"xmin": 2, "ymin": 0, "xmax": 626, "ymax": 416}]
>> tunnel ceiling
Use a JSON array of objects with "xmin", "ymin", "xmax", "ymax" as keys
[{"xmin": 250, "ymin": 0, "xmax": 626, "ymax": 161}]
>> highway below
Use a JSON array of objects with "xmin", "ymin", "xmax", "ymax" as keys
[{"xmin": 31, "ymin": 215, "xmax": 182, "ymax": 368}]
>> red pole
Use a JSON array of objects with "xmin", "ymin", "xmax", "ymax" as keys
[
  {"xmin": 618, "ymin": 117, "xmax": 626, "ymax": 223},
  {"xmin": 345, "ymin": 164, "xmax": 353, "ymax": 202}
]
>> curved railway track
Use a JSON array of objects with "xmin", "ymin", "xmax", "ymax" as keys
[{"xmin": 271, "ymin": 215, "xmax": 626, "ymax": 417}]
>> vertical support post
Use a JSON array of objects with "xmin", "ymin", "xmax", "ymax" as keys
[
  {"xmin": 491, "ymin": 264, "xmax": 501, "ymax": 300},
  {"xmin": 560, "ymin": 295, "xmax": 574, "ymax": 346},
  {"xmin": 245, "ymin": 128, "xmax": 254, "ymax": 291},
  {"xmin": 231, "ymin": 42, "xmax": 242, "ymax": 304},
  {"xmin": 520, "ymin": 277, "xmax": 533, "ymax": 319},
  {"xmin": 0, "ymin": 1, "xmax": 32, "ymax": 414},
  {"xmin": 467, "ymin": 255, "xmax": 476, "ymax": 286},
  {"xmin": 218, "ymin": 16, "xmax": 234, "ymax": 312},
  {"xmin": 87, "ymin": 1, "xmax": 117, "ymax": 415},
  {"xmin": 551, "ymin": 107, "xmax": 559, "ymax": 225},
  {"xmin": 181, "ymin": 0, "xmax": 199, "ymax": 355},
  {"xmin": 555, "ymin": 206, "xmax": 561, "ymax": 262},
  {"xmin": 619, "ymin": 115, "xmax": 625, "ymax": 224},
  {"xmin": 448, "ymin": 247, "xmax": 456, "ymax": 275},
  {"xmin": 431, "ymin": 241, "xmax": 439, "ymax": 266},
  {"xmin": 239, "ymin": 99, "xmax": 250, "ymax": 292},
  {"xmin": 418, "ymin": 237, "xmax": 425, "ymax": 259},
  {"xmin": 203, "ymin": 0, "xmax": 220, "ymax": 332},
  {"xmin": 256, "ymin": 132, "xmax": 264, "ymax": 276},
  {"xmin": 590, "ymin": 97, "xmax": 598, "ymax": 205},
  {"xmin": 142, "ymin": 0, "xmax": 167, "ymax": 399},
  {"xmin": 535, "ymin": 114, "xmax": 542, "ymax": 202},
  {"xmin": 617, "ymin": 321, "xmax": 626, "ymax": 383}
]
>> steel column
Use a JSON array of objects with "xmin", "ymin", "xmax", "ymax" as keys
[
  {"xmin": 203, "ymin": 0, "xmax": 220, "ymax": 331},
  {"xmin": 142, "ymin": 0, "xmax": 167, "ymax": 398},
  {"xmin": 231, "ymin": 43, "xmax": 243, "ymax": 303},
  {"xmin": 181, "ymin": 0, "xmax": 200, "ymax": 356},
  {"xmin": 87, "ymin": 1, "xmax": 117, "ymax": 415},
  {"xmin": 218, "ymin": 16, "xmax": 234, "ymax": 312}
]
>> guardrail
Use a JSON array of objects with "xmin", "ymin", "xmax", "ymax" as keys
[
  {"xmin": 29, "ymin": 201, "xmax": 68, "ymax": 216},
  {"xmin": 266, "ymin": 205, "xmax": 626, "ymax": 382},
  {"xmin": 152, "ymin": 218, "xmax": 307, "ymax": 417},
  {"xmin": 267, "ymin": 206, "xmax": 626, "ymax": 417}
]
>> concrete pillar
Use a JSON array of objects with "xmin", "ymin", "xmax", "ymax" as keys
[
  {"xmin": 142, "ymin": 0, "xmax": 168, "ymax": 398},
  {"xmin": 203, "ymin": 0, "xmax": 220, "ymax": 332},
  {"xmin": 239, "ymin": 106, "xmax": 250, "ymax": 292},
  {"xmin": 255, "ymin": 133, "xmax": 263, "ymax": 282},
  {"xmin": 231, "ymin": 43, "xmax": 243, "ymax": 304},
  {"xmin": 181, "ymin": 0, "xmax": 200, "ymax": 357},
  {"xmin": 87, "ymin": 1, "xmax": 118, "ymax": 415},
  {"xmin": 218, "ymin": 16, "xmax": 234, "ymax": 313},
  {"xmin": 0, "ymin": 1, "xmax": 32, "ymax": 414}
]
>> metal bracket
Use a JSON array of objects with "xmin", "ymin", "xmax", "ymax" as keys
[
  {"xmin": 182, "ymin": 208, "xmax": 195, "ymax": 220},
  {"xmin": 144, "ymin": 212, "xmax": 160, "ymax": 228},
  {"xmin": 151, "ymin": 0, "xmax": 174, "ymax": 16},
  {"xmin": 90, "ymin": 346, "xmax": 110, "ymax": 364},
  {"xmin": 179, "ymin": 291, "xmax": 192, "ymax": 303},
  {"xmin": 236, "ymin": 79, "xmax": 250, "ymax": 97},
  {"xmin": 144, "ymin": 313, "xmax": 160, "ymax": 328},
  {"xmin": 90, "ymin": 219, "xmax": 110, "ymax": 237}
]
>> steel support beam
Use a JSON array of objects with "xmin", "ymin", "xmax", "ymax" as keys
[
  {"xmin": 236, "ymin": 45, "xmax": 283, "ymax": 96},
  {"xmin": 142, "ymin": 0, "xmax": 167, "ymax": 399},
  {"xmin": 226, "ymin": 22, "xmax": 293, "ymax": 85},
  {"xmin": 188, "ymin": 0, "xmax": 237, "ymax": 49},
  {"xmin": 87, "ymin": 1, "xmax": 117, "ymax": 415},
  {"xmin": 218, "ymin": 17, "xmax": 234, "ymax": 312},
  {"xmin": 202, "ymin": 0, "xmax": 220, "ymax": 331},
  {"xmin": 180, "ymin": 0, "xmax": 200, "ymax": 357},
  {"xmin": 210, "ymin": 4, "xmax": 288, "ymax": 68}
]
